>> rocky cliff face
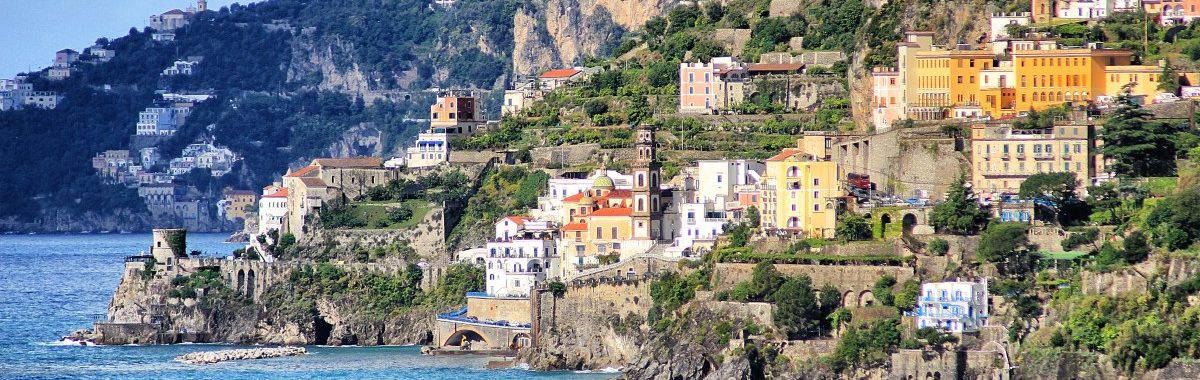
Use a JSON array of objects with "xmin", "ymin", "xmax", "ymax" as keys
[
  {"xmin": 287, "ymin": 32, "xmax": 378, "ymax": 100},
  {"xmin": 511, "ymin": 0, "xmax": 672, "ymax": 75}
]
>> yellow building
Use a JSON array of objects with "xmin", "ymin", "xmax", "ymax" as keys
[
  {"xmin": 221, "ymin": 189, "xmax": 257, "ymax": 222},
  {"xmin": 910, "ymin": 49, "xmax": 995, "ymax": 116},
  {"xmin": 1104, "ymin": 65, "xmax": 1161, "ymax": 98},
  {"xmin": 897, "ymin": 36, "xmax": 1163, "ymax": 118},
  {"xmin": 760, "ymin": 148, "xmax": 839, "ymax": 238},
  {"xmin": 969, "ymin": 122, "xmax": 1095, "ymax": 199}
]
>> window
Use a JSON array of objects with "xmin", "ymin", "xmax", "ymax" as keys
[{"xmin": 595, "ymin": 227, "xmax": 602, "ymax": 238}]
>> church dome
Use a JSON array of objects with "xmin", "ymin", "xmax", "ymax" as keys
[{"xmin": 593, "ymin": 172, "xmax": 615, "ymax": 190}]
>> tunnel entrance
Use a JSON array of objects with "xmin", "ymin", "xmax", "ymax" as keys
[{"xmin": 313, "ymin": 316, "xmax": 333, "ymax": 345}]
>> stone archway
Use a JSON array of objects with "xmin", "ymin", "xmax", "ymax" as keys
[
  {"xmin": 902, "ymin": 213, "xmax": 918, "ymax": 235},
  {"xmin": 246, "ymin": 269, "xmax": 256, "ymax": 297},
  {"xmin": 511, "ymin": 333, "xmax": 532, "ymax": 349},
  {"xmin": 880, "ymin": 214, "xmax": 892, "ymax": 239},
  {"xmin": 842, "ymin": 290, "xmax": 857, "ymax": 308},
  {"xmin": 236, "ymin": 269, "xmax": 245, "ymax": 294},
  {"xmin": 858, "ymin": 290, "xmax": 876, "ymax": 307},
  {"xmin": 443, "ymin": 328, "xmax": 489, "ymax": 348}
]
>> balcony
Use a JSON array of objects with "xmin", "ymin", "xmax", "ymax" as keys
[
  {"xmin": 999, "ymin": 152, "xmax": 1011, "ymax": 160},
  {"xmin": 1033, "ymin": 153, "xmax": 1053, "ymax": 160},
  {"xmin": 1061, "ymin": 153, "xmax": 1073, "ymax": 160}
]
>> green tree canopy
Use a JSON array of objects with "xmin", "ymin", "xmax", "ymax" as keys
[
  {"xmin": 930, "ymin": 177, "xmax": 989, "ymax": 235},
  {"xmin": 1100, "ymin": 93, "xmax": 1180, "ymax": 177}
]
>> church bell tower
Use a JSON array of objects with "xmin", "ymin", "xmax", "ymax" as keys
[{"xmin": 631, "ymin": 123, "xmax": 662, "ymax": 240}]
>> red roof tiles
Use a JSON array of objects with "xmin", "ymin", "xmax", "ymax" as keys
[
  {"xmin": 539, "ymin": 68, "xmax": 582, "ymax": 79},
  {"xmin": 588, "ymin": 207, "xmax": 633, "ymax": 217}
]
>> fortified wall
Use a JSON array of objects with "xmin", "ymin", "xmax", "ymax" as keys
[
  {"xmin": 713, "ymin": 263, "xmax": 915, "ymax": 307},
  {"xmin": 831, "ymin": 126, "xmax": 968, "ymax": 199},
  {"xmin": 521, "ymin": 276, "xmax": 655, "ymax": 370},
  {"xmin": 1082, "ymin": 257, "xmax": 1200, "ymax": 296}
]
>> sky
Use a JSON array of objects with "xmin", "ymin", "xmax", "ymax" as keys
[{"xmin": 0, "ymin": 0, "xmax": 252, "ymax": 78}]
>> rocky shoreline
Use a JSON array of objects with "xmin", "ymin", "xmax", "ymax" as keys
[{"xmin": 175, "ymin": 346, "xmax": 307, "ymax": 364}]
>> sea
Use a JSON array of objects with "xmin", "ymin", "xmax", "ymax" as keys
[{"xmin": 0, "ymin": 233, "xmax": 615, "ymax": 379}]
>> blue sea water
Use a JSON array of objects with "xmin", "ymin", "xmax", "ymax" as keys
[{"xmin": 0, "ymin": 233, "xmax": 614, "ymax": 379}]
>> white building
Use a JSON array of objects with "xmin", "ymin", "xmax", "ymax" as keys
[
  {"xmin": 162, "ymin": 60, "xmax": 198, "ymax": 76},
  {"xmin": 989, "ymin": 13, "xmax": 1031, "ymax": 42},
  {"xmin": 1056, "ymin": 0, "xmax": 1115, "ymax": 19},
  {"xmin": 136, "ymin": 106, "xmax": 190, "ymax": 136},
  {"xmin": 152, "ymin": 32, "xmax": 176, "ymax": 42},
  {"xmin": 403, "ymin": 132, "xmax": 449, "ymax": 168},
  {"xmin": 694, "ymin": 159, "xmax": 763, "ymax": 208},
  {"xmin": 150, "ymin": 9, "xmax": 190, "ymax": 31},
  {"xmin": 171, "ymin": 142, "xmax": 239, "ymax": 176},
  {"xmin": 914, "ymin": 279, "xmax": 990, "ymax": 334},
  {"xmin": 257, "ymin": 186, "xmax": 289, "ymax": 235},
  {"xmin": 47, "ymin": 67, "xmax": 73, "ymax": 81},
  {"xmin": 86, "ymin": 44, "xmax": 116, "ymax": 62},
  {"xmin": 533, "ymin": 169, "xmax": 633, "ymax": 223},
  {"xmin": 484, "ymin": 237, "xmax": 557, "ymax": 298}
]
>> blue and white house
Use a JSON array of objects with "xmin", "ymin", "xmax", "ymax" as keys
[{"xmin": 914, "ymin": 279, "xmax": 990, "ymax": 333}]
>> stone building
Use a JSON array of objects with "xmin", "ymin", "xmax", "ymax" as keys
[{"xmin": 969, "ymin": 121, "xmax": 1098, "ymax": 200}]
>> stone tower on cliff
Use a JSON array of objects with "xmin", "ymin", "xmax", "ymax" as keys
[{"xmin": 631, "ymin": 123, "xmax": 662, "ymax": 241}]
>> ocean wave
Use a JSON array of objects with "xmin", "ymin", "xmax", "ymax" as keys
[
  {"xmin": 39, "ymin": 338, "xmax": 95, "ymax": 347},
  {"xmin": 574, "ymin": 367, "xmax": 621, "ymax": 374}
]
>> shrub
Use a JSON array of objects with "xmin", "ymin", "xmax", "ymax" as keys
[{"xmin": 927, "ymin": 238, "xmax": 949, "ymax": 256}]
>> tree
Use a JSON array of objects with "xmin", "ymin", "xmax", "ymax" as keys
[
  {"xmin": 746, "ymin": 205, "xmax": 761, "ymax": 228},
  {"xmin": 930, "ymin": 177, "xmax": 989, "ymax": 235},
  {"xmin": 1146, "ymin": 189, "xmax": 1200, "ymax": 250},
  {"xmin": 819, "ymin": 283, "xmax": 842, "ymax": 318},
  {"xmin": 872, "ymin": 275, "xmax": 897, "ymax": 306},
  {"xmin": 1123, "ymin": 230, "xmax": 1151, "ymax": 264},
  {"xmin": 894, "ymin": 279, "xmax": 921, "ymax": 310},
  {"xmin": 1019, "ymin": 172, "xmax": 1088, "ymax": 225},
  {"xmin": 774, "ymin": 275, "xmax": 820, "ymax": 339},
  {"xmin": 977, "ymin": 222, "xmax": 1036, "ymax": 277},
  {"xmin": 1160, "ymin": 62, "xmax": 1181, "ymax": 94},
  {"xmin": 1100, "ymin": 92, "xmax": 1180, "ymax": 177},
  {"xmin": 749, "ymin": 262, "xmax": 785, "ymax": 302},
  {"xmin": 927, "ymin": 238, "xmax": 949, "ymax": 256},
  {"xmin": 836, "ymin": 212, "xmax": 872, "ymax": 243}
]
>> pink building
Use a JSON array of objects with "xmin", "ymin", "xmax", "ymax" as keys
[
  {"xmin": 871, "ymin": 67, "xmax": 904, "ymax": 131},
  {"xmin": 678, "ymin": 57, "xmax": 748, "ymax": 114}
]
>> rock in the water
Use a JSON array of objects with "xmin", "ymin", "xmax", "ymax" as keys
[{"xmin": 175, "ymin": 346, "xmax": 307, "ymax": 364}]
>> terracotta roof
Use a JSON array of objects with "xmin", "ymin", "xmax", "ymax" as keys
[
  {"xmin": 561, "ymin": 222, "xmax": 588, "ymax": 231},
  {"xmin": 748, "ymin": 63, "xmax": 805, "ymax": 73},
  {"xmin": 285, "ymin": 165, "xmax": 319, "ymax": 177},
  {"xmin": 163, "ymin": 9, "xmax": 186, "ymax": 15},
  {"xmin": 504, "ymin": 216, "xmax": 529, "ymax": 226},
  {"xmin": 766, "ymin": 148, "xmax": 806, "ymax": 162},
  {"xmin": 299, "ymin": 177, "xmax": 328, "ymax": 187},
  {"xmin": 588, "ymin": 207, "xmax": 633, "ymax": 217},
  {"xmin": 312, "ymin": 157, "xmax": 383, "ymax": 168},
  {"xmin": 539, "ymin": 68, "xmax": 582, "ymax": 79},
  {"xmin": 563, "ymin": 192, "xmax": 587, "ymax": 202},
  {"xmin": 595, "ymin": 189, "xmax": 632, "ymax": 203},
  {"xmin": 264, "ymin": 189, "xmax": 289, "ymax": 198}
]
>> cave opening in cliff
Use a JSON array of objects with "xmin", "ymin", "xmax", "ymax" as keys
[{"xmin": 313, "ymin": 316, "xmax": 332, "ymax": 345}]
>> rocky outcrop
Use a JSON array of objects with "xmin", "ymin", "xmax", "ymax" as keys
[
  {"xmin": 176, "ymin": 347, "xmax": 307, "ymax": 364},
  {"xmin": 511, "ymin": 0, "xmax": 672, "ymax": 76},
  {"xmin": 287, "ymin": 32, "xmax": 376, "ymax": 100}
]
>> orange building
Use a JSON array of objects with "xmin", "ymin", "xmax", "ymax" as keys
[{"xmin": 430, "ymin": 92, "xmax": 484, "ymax": 135}]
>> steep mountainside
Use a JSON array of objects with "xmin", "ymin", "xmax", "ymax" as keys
[{"xmin": 0, "ymin": 0, "xmax": 666, "ymax": 231}]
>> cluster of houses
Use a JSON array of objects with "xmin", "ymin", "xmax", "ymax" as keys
[
  {"xmin": 148, "ymin": 0, "xmax": 207, "ymax": 42},
  {"xmin": 1032, "ymin": 0, "xmax": 1192, "ymax": 25},
  {"xmin": 0, "ymin": 76, "xmax": 61, "ymax": 111},
  {"xmin": 501, "ymin": 67, "xmax": 600, "ymax": 116},
  {"xmin": 91, "ymin": 140, "xmax": 239, "ymax": 221},
  {"xmin": 676, "ymin": 51, "xmax": 847, "ymax": 115}
]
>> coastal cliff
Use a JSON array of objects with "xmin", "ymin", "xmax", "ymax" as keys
[{"xmin": 511, "ymin": 0, "xmax": 672, "ymax": 76}]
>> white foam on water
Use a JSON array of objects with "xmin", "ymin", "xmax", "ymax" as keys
[
  {"xmin": 574, "ymin": 367, "xmax": 621, "ymax": 373},
  {"xmin": 39, "ymin": 339, "xmax": 95, "ymax": 347}
]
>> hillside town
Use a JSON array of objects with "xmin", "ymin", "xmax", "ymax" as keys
[{"xmin": 7, "ymin": 0, "xmax": 1200, "ymax": 378}]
